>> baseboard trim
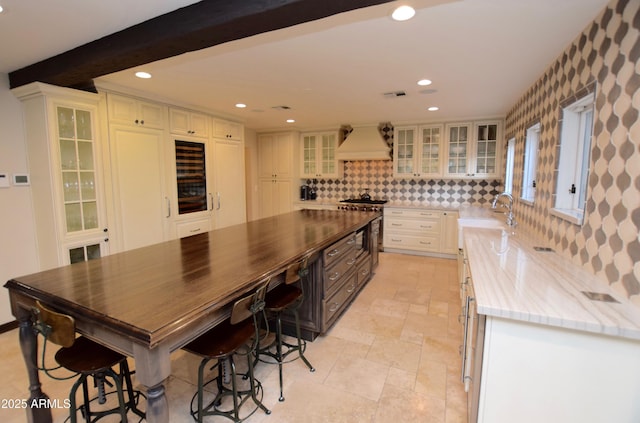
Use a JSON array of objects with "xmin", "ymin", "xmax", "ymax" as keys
[{"xmin": 0, "ymin": 320, "xmax": 19, "ymax": 334}]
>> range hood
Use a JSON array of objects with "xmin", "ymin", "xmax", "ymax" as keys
[{"xmin": 336, "ymin": 126, "xmax": 391, "ymax": 161}]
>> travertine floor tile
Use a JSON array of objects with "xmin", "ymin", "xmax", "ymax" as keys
[{"xmin": 0, "ymin": 253, "xmax": 467, "ymax": 423}]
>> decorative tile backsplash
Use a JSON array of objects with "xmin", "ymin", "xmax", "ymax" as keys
[
  {"xmin": 305, "ymin": 160, "xmax": 501, "ymax": 207},
  {"xmin": 504, "ymin": 0, "xmax": 640, "ymax": 303}
]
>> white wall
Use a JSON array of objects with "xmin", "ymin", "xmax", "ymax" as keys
[{"xmin": 0, "ymin": 74, "xmax": 39, "ymax": 324}]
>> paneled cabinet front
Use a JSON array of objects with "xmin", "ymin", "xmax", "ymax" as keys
[
  {"xmin": 170, "ymin": 108, "xmax": 209, "ymax": 138},
  {"xmin": 258, "ymin": 132, "xmax": 298, "ymax": 218},
  {"xmin": 107, "ymin": 93, "xmax": 164, "ymax": 129},
  {"xmin": 444, "ymin": 121, "xmax": 501, "ymax": 179},
  {"xmin": 394, "ymin": 124, "xmax": 443, "ymax": 178},
  {"xmin": 383, "ymin": 208, "xmax": 458, "ymax": 256}
]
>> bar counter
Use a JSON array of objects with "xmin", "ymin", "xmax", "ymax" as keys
[{"xmin": 4, "ymin": 209, "xmax": 380, "ymax": 423}]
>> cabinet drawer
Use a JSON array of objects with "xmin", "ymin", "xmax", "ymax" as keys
[
  {"xmin": 384, "ymin": 208, "xmax": 442, "ymax": 219},
  {"xmin": 176, "ymin": 218, "xmax": 211, "ymax": 238},
  {"xmin": 323, "ymin": 273, "xmax": 357, "ymax": 327},
  {"xmin": 324, "ymin": 249, "xmax": 358, "ymax": 294},
  {"xmin": 384, "ymin": 234, "xmax": 440, "ymax": 252},
  {"xmin": 385, "ymin": 217, "xmax": 440, "ymax": 234},
  {"xmin": 356, "ymin": 256, "xmax": 372, "ymax": 287},
  {"xmin": 323, "ymin": 233, "xmax": 356, "ymax": 267}
]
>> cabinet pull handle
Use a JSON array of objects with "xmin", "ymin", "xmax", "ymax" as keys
[
  {"xmin": 327, "ymin": 249, "xmax": 340, "ymax": 257},
  {"xmin": 391, "ymin": 238, "xmax": 402, "ymax": 242},
  {"xmin": 346, "ymin": 284, "xmax": 356, "ymax": 293},
  {"xmin": 329, "ymin": 272, "xmax": 340, "ymax": 281},
  {"xmin": 347, "ymin": 238, "xmax": 356, "ymax": 244},
  {"xmin": 329, "ymin": 302, "xmax": 339, "ymax": 312},
  {"xmin": 420, "ymin": 241, "xmax": 431, "ymax": 245},
  {"xmin": 391, "ymin": 223, "xmax": 402, "ymax": 226},
  {"xmin": 347, "ymin": 258, "xmax": 356, "ymax": 266},
  {"xmin": 209, "ymin": 193, "xmax": 213, "ymax": 211},
  {"xmin": 217, "ymin": 192, "xmax": 221, "ymax": 210},
  {"xmin": 190, "ymin": 228, "xmax": 200, "ymax": 233},
  {"xmin": 166, "ymin": 197, "xmax": 171, "ymax": 218}
]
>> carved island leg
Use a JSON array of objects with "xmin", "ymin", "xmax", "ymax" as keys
[
  {"xmin": 133, "ymin": 343, "xmax": 171, "ymax": 423},
  {"xmin": 17, "ymin": 312, "xmax": 52, "ymax": 423}
]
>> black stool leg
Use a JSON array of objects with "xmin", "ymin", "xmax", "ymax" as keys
[
  {"xmin": 293, "ymin": 309, "xmax": 315, "ymax": 372},
  {"xmin": 275, "ymin": 312, "xmax": 285, "ymax": 402}
]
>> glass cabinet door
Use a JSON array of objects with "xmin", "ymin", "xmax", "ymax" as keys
[
  {"xmin": 419, "ymin": 125, "xmax": 441, "ymax": 175},
  {"xmin": 175, "ymin": 140, "xmax": 208, "ymax": 214},
  {"xmin": 302, "ymin": 135, "xmax": 317, "ymax": 177},
  {"xmin": 446, "ymin": 124, "xmax": 470, "ymax": 175},
  {"xmin": 57, "ymin": 106, "xmax": 99, "ymax": 233},
  {"xmin": 394, "ymin": 127, "xmax": 416, "ymax": 176},
  {"xmin": 474, "ymin": 123, "xmax": 498, "ymax": 175},
  {"xmin": 320, "ymin": 133, "xmax": 337, "ymax": 175}
]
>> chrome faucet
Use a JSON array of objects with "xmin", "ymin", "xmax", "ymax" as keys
[{"xmin": 491, "ymin": 192, "xmax": 517, "ymax": 227}]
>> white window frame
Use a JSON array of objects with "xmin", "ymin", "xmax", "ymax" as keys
[
  {"xmin": 551, "ymin": 92, "xmax": 595, "ymax": 225},
  {"xmin": 504, "ymin": 137, "xmax": 515, "ymax": 194},
  {"xmin": 521, "ymin": 123, "xmax": 540, "ymax": 204}
]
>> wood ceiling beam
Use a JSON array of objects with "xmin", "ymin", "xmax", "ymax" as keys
[{"xmin": 9, "ymin": 0, "xmax": 394, "ymax": 91}]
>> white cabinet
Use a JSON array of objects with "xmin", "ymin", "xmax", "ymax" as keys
[
  {"xmin": 170, "ymin": 108, "xmax": 209, "ymax": 138},
  {"xmin": 107, "ymin": 93, "xmax": 164, "ymax": 129},
  {"xmin": 13, "ymin": 82, "xmax": 110, "ymax": 268},
  {"xmin": 211, "ymin": 138, "xmax": 247, "ymax": 228},
  {"xmin": 301, "ymin": 132, "xmax": 342, "ymax": 178},
  {"xmin": 445, "ymin": 121, "xmax": 501, "ymax": 179},
  {"xmin": 383, "ymin": 207, "xmax": 458, "ymax": 257},
  {"xmin": 440, "ymin": 211, "xmax": 459, "ymax": 255},
  {"xmin": 258, "ymin": 132, "xmax": 298, "ymax": 218},
  {"xmin": 393, "ymin": 125, "xmax": 443, "ymax": 178},
  {"xmin": 109, "ymin": 125, "xmax": 170, "ymax": 251},
  {"xmin": 212, "ymin": 118, "xmax": 243, "ymax": 140}
]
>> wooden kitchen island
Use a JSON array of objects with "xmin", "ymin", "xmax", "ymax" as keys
[{"xmin": 4, "ymin": 209, "xmax": 380, "ymax": 423}]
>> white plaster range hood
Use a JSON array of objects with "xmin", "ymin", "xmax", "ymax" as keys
[{"xmin": 336, "ymin": 126, "xmax": 391, "ymax": 160}]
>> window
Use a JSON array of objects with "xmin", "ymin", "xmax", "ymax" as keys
[
  {"xmin": 551, "ymin": 92, "xmax": 595, "ymax": 224},
  {"xmin": 521, "ymin": 123, "xmax": 540, "ymax": 203},
  {"xmin": 504, "ymin": 137, "xmax": 515, "ymax": 194}
]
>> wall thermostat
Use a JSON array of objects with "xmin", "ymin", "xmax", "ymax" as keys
[{"xmin": 13, "ymin": 173, "xmax": 30, "ymax": 186}]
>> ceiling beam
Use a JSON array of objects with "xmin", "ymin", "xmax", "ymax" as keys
[{"xmin": 9, "ymin": 0, "xmax": 394, "ymax": 91}]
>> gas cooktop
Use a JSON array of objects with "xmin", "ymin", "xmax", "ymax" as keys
[{"xmin": 340, "ymin": 199, "xmax": 388, "ymax": 205}]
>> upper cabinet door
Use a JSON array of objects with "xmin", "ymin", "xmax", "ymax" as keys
[
  {"xmin": 393, "ymin": 126, "xmax": 417, "ymax": 178},
  {"xmin": 472, "ymin": 122, "xmax": 500, "ymax": 178},
  {"xmin": 444, "ymin": 121, "xmax": 501, "ymax": 179},
  {"xmin": 170, "ymin": 108, "xmax": 210, "ymax": 138},
  {"xmin": 300, "ymin": 132, "xmax": 341, "ymax": 179},
  {"xmin": 418, "ymin": 124, "xmax": 443, "ymax": 177},
  {"xmin": 445, "ymin": 123, "xmax": 471, "ymax": 177},
  {"xmin": 107, "ymin": 93, "xmax": 164, "ymax": 129},
  {"xmin": 212, "ymin": 118, "xmax": 243, "ymax": 140}
]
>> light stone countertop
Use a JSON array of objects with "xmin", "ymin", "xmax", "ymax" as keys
[{"xmin": 463, "ymin": 226, "xmax": 640, "ymax": 341}]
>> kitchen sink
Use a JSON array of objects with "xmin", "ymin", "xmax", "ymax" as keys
[{"xmin": 457, "ymin": 217, "xmax": 506, "ymax": 249}]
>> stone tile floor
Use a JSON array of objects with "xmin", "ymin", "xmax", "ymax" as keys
[{"xmin": 0, "ymin": 252, "xmax": 467, "ymax": 422}]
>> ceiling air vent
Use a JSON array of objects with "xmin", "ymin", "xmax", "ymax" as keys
[
  {"xmin": 382, "ymin": 91, "xmax": 406, "ymax": 98},
  {"xmin": 271, "ymin": 105, "xmax": 292, "ymax": 110}
]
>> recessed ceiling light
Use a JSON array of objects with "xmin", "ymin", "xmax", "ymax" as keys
[
  {"xmin": 427, "ymin": 106, "xmax": 439, "ymax": 111},
  {"xmin": 417, "ymin": 79, "xmax": 432, "ymax": 86},
  {"xmin": 235, "ymin": 103, "xmax": 247, "ymax": 108},
  {"xmin": 135, "ymin": 71, "xmax": 151, "ymax": 79},
  {"xmin": 392, "ymin": 5, "xmax": 415, "ymax": 21},
  {"xmin": 0, "ymin": 5, "xmax": 4, "ymax": 13},
  {"xmin": 286, "ymin": 119, "xmax": 295, "ymax": 123}
]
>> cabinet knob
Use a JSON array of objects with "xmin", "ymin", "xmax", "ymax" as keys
[
  {"xmin": 134, "ymin": 119, "xmax": 139, "ymax": 124},
  {"xmin": 140, "ymin": 120, "xmax": 145, "ymax": 125},
  {"xmin": 104, "ymin": 238, "xmax": 109, "ymax": 242}
]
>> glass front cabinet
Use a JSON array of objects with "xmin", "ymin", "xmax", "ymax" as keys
[
  {"xmin": 14, "ymin": 82, "xmax": 109, "ymax": 267},
  {"xmin": 393, "ymin": 125, "xmax": 443, "ymax": 178},
  {"xmin": 300, "ymin": 132, "xmax": 341, "ymax": 179},
  {"xmin": 445, "ymin": 121, "xmax": 501, "ymax": 179}
]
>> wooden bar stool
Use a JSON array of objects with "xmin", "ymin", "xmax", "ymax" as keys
[
  {"xmin": 32, "ymin": 301, "xmax": 145, "ymax": 423},
  {"xmin": 256, "ymin": 255, "xmax": 315, "ymax": 402},
  {"xmin": 182, "ymin": 279, "xmax": 271, "ymax": 422}
]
